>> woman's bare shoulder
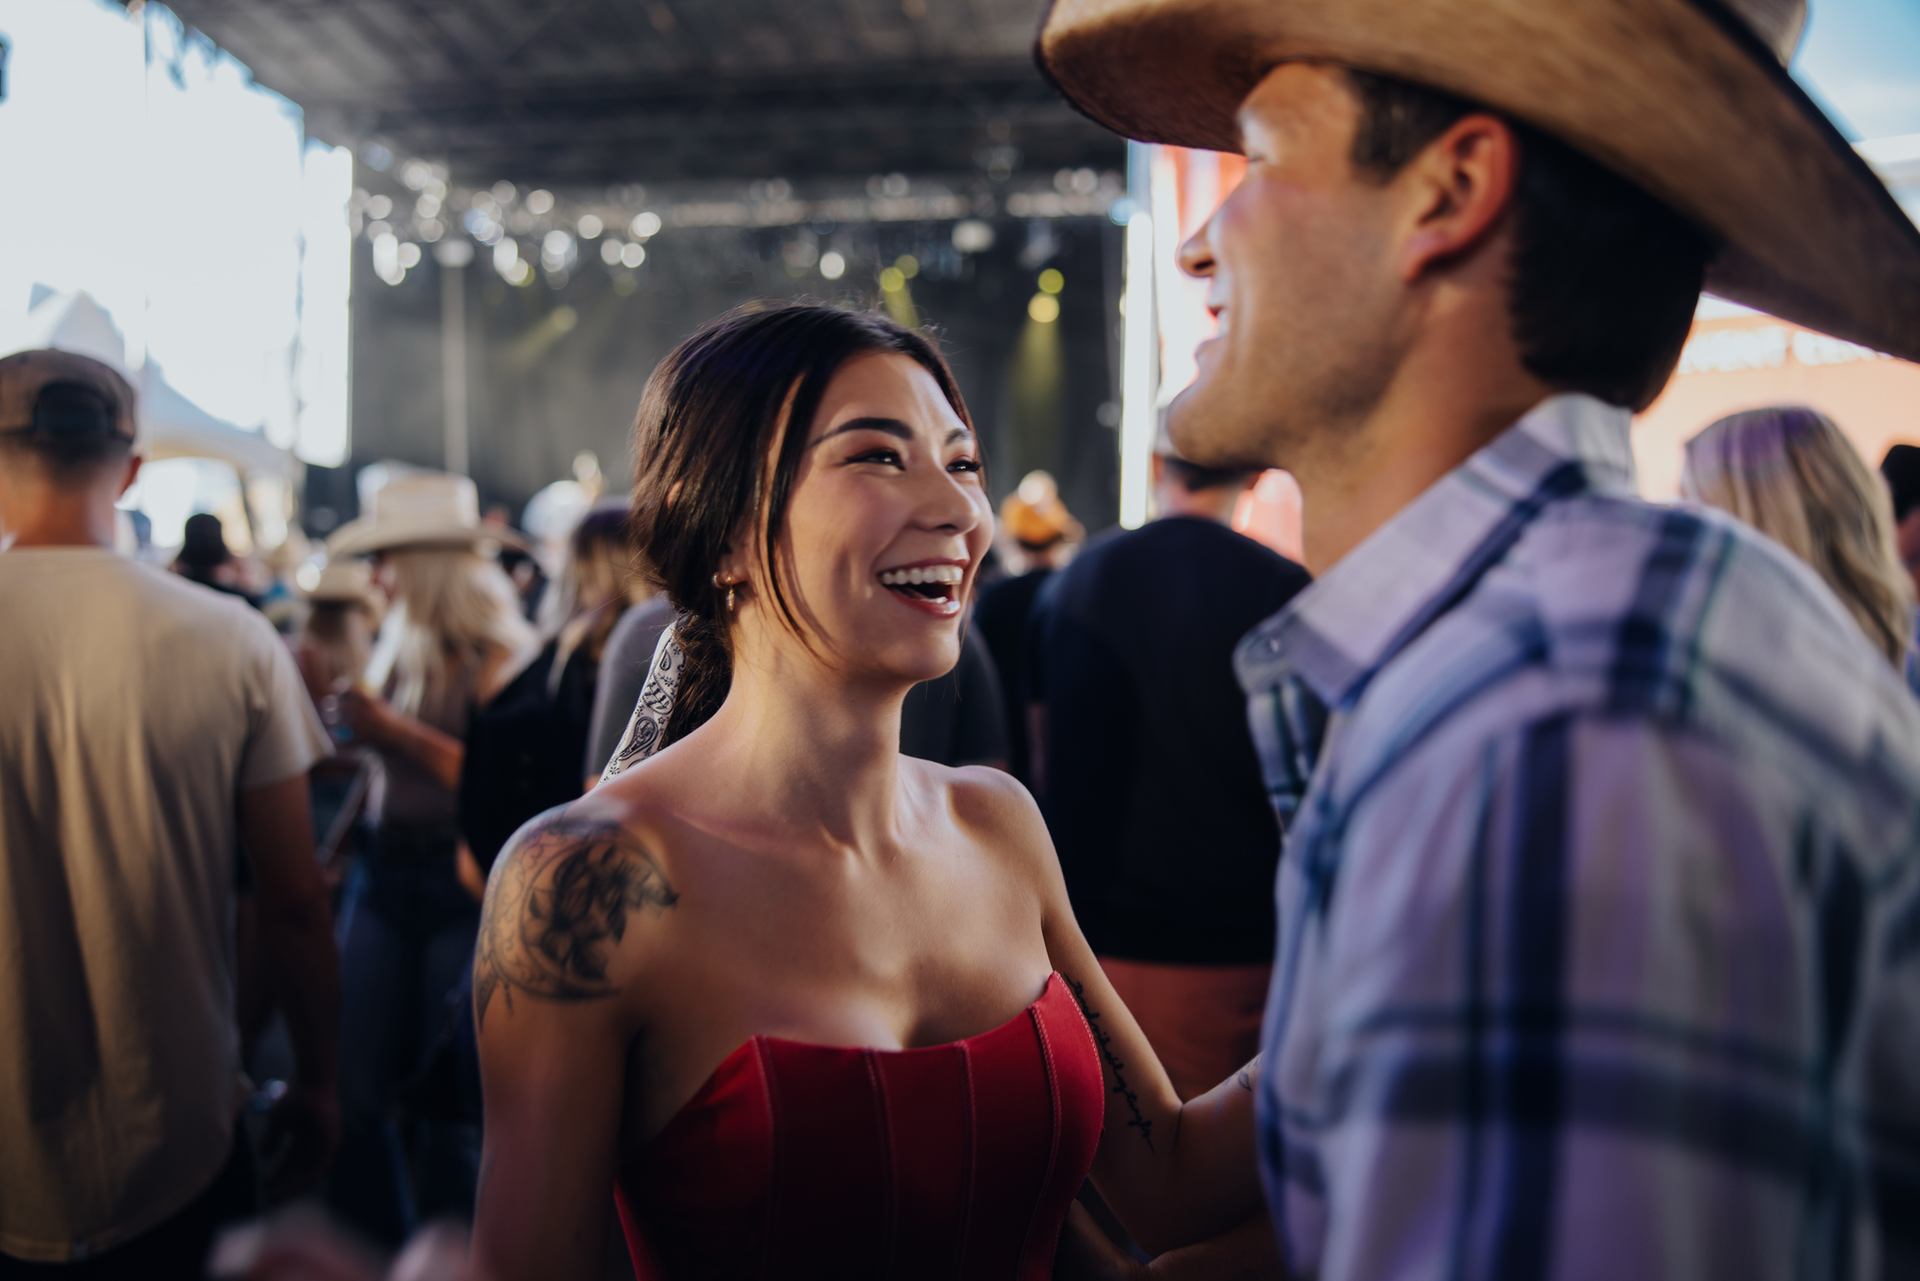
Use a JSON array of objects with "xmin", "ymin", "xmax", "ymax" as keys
[
  {"xmin": 474, "ymin": 794, "xmax": 683, "ymax": 1036},
  {"xmin": 919, "ymin": 761, "xmax": 1057, "ymax": 884}
]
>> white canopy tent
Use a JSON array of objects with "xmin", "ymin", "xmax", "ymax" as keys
[{"xmin": 13, "ymin": 289, "xmax": 291, "ymax": 477}]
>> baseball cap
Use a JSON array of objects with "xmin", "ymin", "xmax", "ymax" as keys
[{"xmin": 0, "ymin": 349, "xmax": 138, "ymax": 445}]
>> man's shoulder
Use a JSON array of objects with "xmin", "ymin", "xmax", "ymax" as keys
[
  {"xmin": 1519, "ymin": 494, "xmax": 1914, "ymax": 736},
  {"xmin": 143, "ymin": 564, "xmax": 284, "ymax": 647},
  {"xmin": 1349, "ymin": 493, "xmax": 1920, "ymax": 841},
  {"xmin": 6, "ymin": 550, "xmax": 268, "ymax": 634}
]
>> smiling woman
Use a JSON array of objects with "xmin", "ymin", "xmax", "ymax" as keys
[
  {"xmin": 624, "ymin": 303, "xmax": 985, "ymax": 742},
  {"xmin": 469, "ymin": 302, "xmax": 1273, "ymax": 1280}
]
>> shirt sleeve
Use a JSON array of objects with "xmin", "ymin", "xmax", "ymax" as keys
[
  {"xmin": 240, "ymin": 624, "xmax": 333, "ymax": 789},
  {"xmin": 1276, "ymin": 710, "xmax": 1898, "ymax": 1280}
]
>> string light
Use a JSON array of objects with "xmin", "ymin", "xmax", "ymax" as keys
[{"xmin": 350, "ymin": 151, "xmax": 1122, "ymax": 295}]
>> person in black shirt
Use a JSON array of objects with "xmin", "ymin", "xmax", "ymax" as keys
[
  {"xmin": 972, "ymin": 471, "xmax": 1083, "ymax": 783},
  {"xmin": 1028, "ymin": 448, "xmax": 1308, "ymax": 1098}
]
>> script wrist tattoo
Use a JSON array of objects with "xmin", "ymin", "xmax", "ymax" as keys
[
  {"xmin": 474, "ymin": 812, "xmax": 679, "ymax": 1031},
  {"xmin": 1065, "ymin": 975, "xmax": 1154, "ymax": 1152}
]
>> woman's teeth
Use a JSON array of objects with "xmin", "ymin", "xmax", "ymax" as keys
[{"xmin": 877, "ymin": 565, "xmax": 964, "ymax": 588}]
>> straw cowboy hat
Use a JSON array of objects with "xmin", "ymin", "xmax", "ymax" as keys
[
  {"xmin": 1001, "ymin": 470, "xmax": 1085, "ymax": 549},
  {"xmin": 303, "ymin": 560, "xmax": 384, "ymax": 612},
  {"xmin": 326, "ymin": 471, "xmax": 525, "ymax": 558},
  {"xmin": 1035, "ymin": 0, "xmax": 1920, "ymax": 364}
]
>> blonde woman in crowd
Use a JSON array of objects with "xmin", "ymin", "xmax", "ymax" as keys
[
  {"xmin": 1683, "ymin": 406, "xmax": 1916, "ymax": 680},
  {"xmin": 459, "ymin": 503, "xmax": 652, "ymax": 878},
  {"xmin": 293, "ymin": 560, "xmax": 383, "ymax": 714},
  {"xmin": 539, "ymin": 502, "xmax": 652, "ymax": 705},
  {"xmin": 322, "ymin": 472, "xmax": 537, "ymax": 1244}
]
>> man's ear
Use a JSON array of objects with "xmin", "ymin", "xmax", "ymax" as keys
[
  {"xmin": 1397, "ymin": 112, "xmax": 1519, "ymax": 285},
  {"xmin": 116, "ymin": 453, "xmax": 143, "ymax": 499}
]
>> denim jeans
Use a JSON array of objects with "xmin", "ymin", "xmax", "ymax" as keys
[{"xmin": 326, "ymin": 825, "xmax": 480, "ymax": 1245}]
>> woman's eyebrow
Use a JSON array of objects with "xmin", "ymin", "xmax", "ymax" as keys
[{"xmin": 811, "ymin": 418, "xmax": 975, "ymax": 448}]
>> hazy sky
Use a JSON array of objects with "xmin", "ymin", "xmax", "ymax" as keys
[{"xmin": 1796, "ymin": 0, "xmax": 1920, "ymax": 139}]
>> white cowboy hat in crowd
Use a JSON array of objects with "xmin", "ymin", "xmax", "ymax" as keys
[
  {"xmin": 1035, "ymin": 0, "xmax": 1920, "ymax": 364},
  {"xmin": 302, "ymin": 560, "xmax": 384, "ymax": 612},
  {"xmin": 325, "ymin": 471, "xmax": 526, "ymax": 559}
]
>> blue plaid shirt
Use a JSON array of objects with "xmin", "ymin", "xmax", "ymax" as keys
[{"xmin": 1239, "ymin": 394, "xmax": 1920, "ymax": 1280}]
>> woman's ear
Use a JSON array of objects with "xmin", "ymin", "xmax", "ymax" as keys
[{"xmin": 714, "ymin": 534, "xmax": 753, "ymax": 591}]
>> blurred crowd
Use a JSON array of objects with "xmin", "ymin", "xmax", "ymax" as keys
[{"xmin": 5, "ymin": 340, "xmax": 1920, "ymax": 1279}]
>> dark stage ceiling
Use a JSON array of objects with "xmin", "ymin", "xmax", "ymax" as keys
[{"xmin": 123, "ymin": 0, "xmax": 1123, "ymax": 188}]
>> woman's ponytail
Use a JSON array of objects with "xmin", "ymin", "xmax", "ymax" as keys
[{"xmin": 663, "ymin": 605, "xmax": 732, "ymax": 746}]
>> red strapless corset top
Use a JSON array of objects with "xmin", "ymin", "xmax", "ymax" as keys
[{"xmin": 614, "ymin": 972, "xmax": 1104, "ymax": 1279}]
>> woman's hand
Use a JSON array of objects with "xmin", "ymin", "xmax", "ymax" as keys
[{"xmin": 338, "ymin": 687, "xmax": 466, "ymax": 790}]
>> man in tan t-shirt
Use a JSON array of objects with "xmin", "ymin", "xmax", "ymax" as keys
[{"xmin": 0, "ymin": 350, "xmax": 339, "ymax": 1277}]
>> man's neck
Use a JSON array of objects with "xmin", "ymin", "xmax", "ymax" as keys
[
  {"xmin": 3, "ymin": 504, "xmax": 120, "ymax": 551},
  {"xmin": 1155, "ymin": 489, "xmax": 1241, "ymax": 525},
  {"xmin": 1296, "ymin": 340, "xmax": 1553, "ymax": 574}
]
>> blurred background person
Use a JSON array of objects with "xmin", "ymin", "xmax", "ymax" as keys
[
  {"xmin": 321, "ymin": 472, "xmax": 536, "ymax": 1245},
  {"xmin": 899, "ymin": 631, "xmax": 1009, "ymax": 771},
  {"xmin": 460, "ymin": 502, "xmax": 651, "ymax": 876},
  {"xmin": 1880, "ymin": 443, "xmax": 1920, "ymax": 604},
  {"xmin": 257, "ymin": 532, "xmax": 316, "ymax": 635},
  {"xmin": 1685, "ymin": 406, "xmax": 1917, "ymax": 683},
  {"xmin": 583, "ymin": 586, "xmax": 678, "ymax": 783},
  {"xmin": 293, "ymin": 561, "xmax": 384, "ymax": 718},
  {"xmin": 973, "ymin": 470, "xmax": 1083, "ymax": 783},
  {"xmin": 0, "ymin": 350, "xmax": 339, "ymax": 1278},
  {"xmin": 1026, "ymin": 443, "xmax": 1309, "ymax": 1098},
  {"xmin": 172, "ymin": 511, "xmax": 265, "ymax": 609}
]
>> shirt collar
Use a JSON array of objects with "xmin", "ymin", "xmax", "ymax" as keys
[{"xmin": 1236, "ymin": 393, "xmax": 1637, "ymax": 710}]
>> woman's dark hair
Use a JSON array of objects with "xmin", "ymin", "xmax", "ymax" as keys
[{"xmin": 630, "ymin": 301, "xmax": 972, "ymax": 745}]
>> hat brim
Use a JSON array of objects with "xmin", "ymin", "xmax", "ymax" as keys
[
  {"xmin": 325, "ymin": 517, "xmax": 527, "ymax": 560},
  {"xmin": 1035, "ymin": 0, "xmax": 1920, "ymax": 363}
]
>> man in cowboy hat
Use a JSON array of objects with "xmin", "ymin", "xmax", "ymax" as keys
[
  {"xmin": 1038, "ymin": 1, "xmax": 1920, "ymax": 1275},
  {"xmin": 0, "ymin": 349, "xmax": 340, "ymax": 1273}
]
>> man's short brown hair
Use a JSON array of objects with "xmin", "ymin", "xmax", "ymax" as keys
[{"xmin": 1343, "ymin": 70, "xmax": 1713, "ymax": 412}]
